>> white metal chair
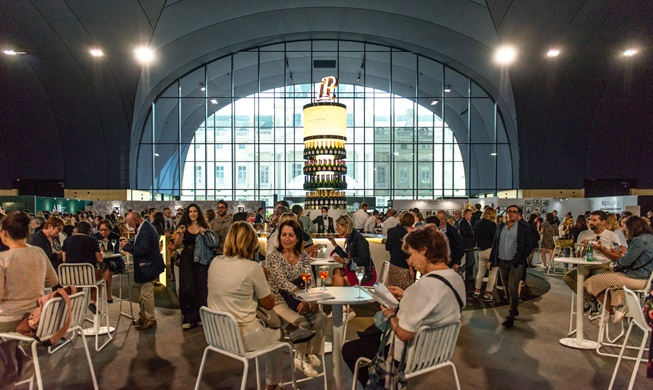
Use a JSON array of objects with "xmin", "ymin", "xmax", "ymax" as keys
[
  {"xmin": 58, "ymin": 263, "xmax": 113, "ymax": 351},
  {"xmin": 547, "ymin": 237, "xmax": 569, "ymax": 275},
  {"xmin": 596, "ymin": 270, "xmax": 653, "ymax": 359},
  {"xmin": 0, "ymin": 291, "xmax": 98, "ymax": 390},
  {"xmin": 609, "ymin": 286, "xmax": 651, "ymax": 390},
  {"xmin": 194, "ymin": 306, "xmax": 296, "ymax": 390},
  {"xmin": 352, "ymin": 321, "xmax": 461, "ymax": 390}
]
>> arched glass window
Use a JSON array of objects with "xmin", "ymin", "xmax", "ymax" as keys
[{"xmin": 137, "ymin": 40, "xmax": 512, "ymax": 204}]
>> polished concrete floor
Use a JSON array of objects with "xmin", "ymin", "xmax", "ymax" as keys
[{"xmin": 21, "ymin": 266, "xmax": 651, "ymax": 390}]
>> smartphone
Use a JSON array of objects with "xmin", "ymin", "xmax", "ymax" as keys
[{"xmin": 612, "ymin": 242, "xmax": 622, "ymax": 252}]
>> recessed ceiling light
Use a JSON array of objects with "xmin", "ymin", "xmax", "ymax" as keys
[
  {"xmin": 623, "ymin": 48, "xmax": 637, "ymax": 57},
  {"xmin": 430, "ymin": 100, "xmax": 439, "ymax": 105},
  {"xmin": 200, "ymin": 83, "xmax": 206, "ymax": 92},
  {"xmin": 154, "ymin": 153, "xmax": 160, "ymax": 157},
  {"xmin": 210, "ymin": 99, "xmax": 218, "ymax": 105},
  {"xmin": 134, "ymin": 47, "xmax": 154, "ymax": 63},
  {"xmin": 3, "ymin": 49, "xmax": 25, "ymax": 55},
  {"xmin": 89, "ymin": 49, "xmax": 104, "ymax": 57},
  {"xmin": 495, "ymin": 46, "xmax": 517, "ymax": 65},
  {"xmin": 547, "ymin": 49, "xmax": 560, "ymax": 57},
  {"xmin": 490, "ymin": 152, "xmax": 497, "ymax": 156},
  {"xmin": 444, "ymin": 86, "xmax": 452, "ymax": 93}
]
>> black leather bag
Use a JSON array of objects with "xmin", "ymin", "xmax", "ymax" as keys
[{"xmin": 279, "ymin": 276, "xmax": 305, "ymax": 312}]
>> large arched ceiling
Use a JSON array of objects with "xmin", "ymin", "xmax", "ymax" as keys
[{"xmin": 0, "ymin": 0, "xmax": 651, "ymax": 191}]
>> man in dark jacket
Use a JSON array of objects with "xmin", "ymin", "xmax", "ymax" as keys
[
  {"xmin": 312, "ymin": 206, "xmax": 335, "ymax": 234},
  {"xmin": 471, "ymin": 203, "xmax": 482, "ymax": 226},
  {"xmin": 459, "ymin": 209, "xmax": 476, "ymax": 282},
  {"xmin": 489, "ymin": 205, "xmax": 536, "ymax": 328},
  {"xmin": 28, "ymin": 216, "xmax": 64, "ymax": 270},
  {"xmin": 120, "ymin": 212, "xmax": 165, "ymax": 331},
  {"xmin": 429, "ymin": 212, "xmax": 464, "ymax": 272}
]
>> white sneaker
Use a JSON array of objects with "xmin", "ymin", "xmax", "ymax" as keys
[
  {"xmin": 305, "ymin": 354, "xmax": 321, "ymax": 368},
  {"xmin": 294, "ymin": 356, "xmax": 319, "ymax": 377}
]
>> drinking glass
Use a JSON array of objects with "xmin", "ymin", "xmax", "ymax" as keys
[
  {"xmin": 111, "ymin": 239, "xmax": 117, "ymax": 253},
  {"xmin": 318, "ymin": 266, "xmax": 329, "ymax": 291},
  {"xmin": 355, "ymin": 266, "xmax": 365, "ymax": 299},
  {"xmin": 301, "ymin": 272, "xmax": 312, "ymax": 293}
]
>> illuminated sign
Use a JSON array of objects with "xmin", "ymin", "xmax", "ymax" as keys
[{"xmin": 316, "ymin": 76, "xmax": 338, "ymax": 102}]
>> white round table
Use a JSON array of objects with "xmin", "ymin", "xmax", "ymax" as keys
[
  {"xmin": 311, "ymin": 287, "xmax": 375, "ymax": 390},
  {"xmin": 554, "ymin": 257, "xmax": 609, "ymax": 349}
]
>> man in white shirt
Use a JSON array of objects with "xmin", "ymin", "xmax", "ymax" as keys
[
  {"xmin": 353, "ymin": 202, "xmax": 369, "ymax": 232},
  {"xmin": 382, "ymin": 208, "xmax": 399, "ymax": 236},
  {"xmin": 364, "ymin": 210, "xmax": 379, "ymax": 233},
  {"xmin": 563, "ymin": 210, "xmax": 625, "ymax": 312}
]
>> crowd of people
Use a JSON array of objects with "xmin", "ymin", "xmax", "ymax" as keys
[{"xmin": 2, "ymin": 200, "xmax": 653, "ymax": 388}]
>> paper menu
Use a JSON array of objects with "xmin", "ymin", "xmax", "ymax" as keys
[{"xmin": 364, "ymin": 283, "xmax": 399, "ymax": 309}]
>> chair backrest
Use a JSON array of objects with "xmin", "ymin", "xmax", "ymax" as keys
[
  {"xmin": 623, "ymin": 287, "xmax": 649, "ymax": 333},
  {"xmin": 199, "ymin": 306, "xmax": 246, "ymax": 356},
  {"xmin": 378, "ymin": 261, "xmax": 390, "ymax": 285},
  {"xmin": 36, "ymin": 291, "xmax": 87, "ymax": 340},
  {"xmin": 58, "ymin": 263, "xmax": 97, "ymax": 286},
  {"xmin": 404, "ymin": 321, "xmax": 461, "ymax": 375}
]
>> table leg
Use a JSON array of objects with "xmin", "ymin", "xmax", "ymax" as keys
[
  {"xmin": 559, "ymin": 264, "xmax": 598, "ymax": 349},
  {"xmin": 331, "ymin": 303, "xmax": 344, "ymax": 390}
]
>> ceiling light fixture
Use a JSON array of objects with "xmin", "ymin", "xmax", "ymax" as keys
[
  {"xmin": 200, "ymin": 83, "xmax": 206, "ymax": 92},
  {"xmin": 3, "ymin": 49, "xmax": 25, "ymax": 55},
  {"xmin": 494, "ymin": 45, "xmax": 517, "ymax": 65},
  {"xmin": 460, "ymin": 108, "xmax": 469, "ymax": 115},
  {"xmin": 356, "ymin": 73, "xmax": 361, "ymax": 82},
  {"xmin": 430, "ymin": 100, "xmax": 439, "ymax": 105},
  {"xmin": 89, "ymin": 49, "xmax": 104, "ymax": 57},
  {"xmin": 490, "ymin": 152, "xmax": 497, "ymax": 156},
  {"xmin": 623, "ymin": 48, "xmax": 637, "ymax": 57},
  {"xmin": 210, "ymin": 99, "xmax": 218, "ymax": 104},
  {"xmin": 289, "ymin": 71, "xmax": 294, "ymax": 81},
  {"xmin": 444, "ymin": 85, "xmax": 452, "ymax": 93},
  {"xmin": 546, "ymin": 49, "xmax": 560, "ymax": 57},
  {"xmin": 134, "ymin": 47, "xmax": 154, "ymax": 63}
]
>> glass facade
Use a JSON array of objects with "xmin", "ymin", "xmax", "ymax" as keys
[{"xmin": 136, "ymin": 40, "xmax": 512, "ymax": 204}]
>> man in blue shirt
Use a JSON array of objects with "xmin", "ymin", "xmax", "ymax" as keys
[{"xmin": 489, "ymin": 205, "xmax": 536, "ymax": 328}]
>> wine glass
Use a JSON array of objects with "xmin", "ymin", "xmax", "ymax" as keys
[
  {"xmin": 318, "ymin": 266, "xmax": 329, "ymax": 291},
  {"xmin": 355, "ymin": 266, "xmax": 365, "ymax": 299},
  {"xmin": 301, "ymin": 272, "xmax": 312, "ymax": 293},
  {"xmin": 111, "ymin": 239, "xmax": 117, "ymax": 253}
]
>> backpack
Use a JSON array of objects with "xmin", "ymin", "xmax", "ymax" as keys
[{"xmin": 15, "ymin": 285, "xmax": 77, "ymax": 347}]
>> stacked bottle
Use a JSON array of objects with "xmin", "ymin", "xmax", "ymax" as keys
[
  {"xmin": 303, "ymin": 140, "xmax": 346, "ymax": 160},
  {"xmin": 303, "ymin": 159, "xmax": 347, "ymax": 175},
  {"xmin": 305, "ymin": 190, "xmax": 348, "ymax": 209},
  {"xmin": 303, "ymin": 139, "xmax": 348, "ymax": 208}
]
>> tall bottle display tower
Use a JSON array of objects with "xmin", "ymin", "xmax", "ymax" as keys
[{"xmin": 303, "ymin": 76, "xmax": 347, "ymax": 212}]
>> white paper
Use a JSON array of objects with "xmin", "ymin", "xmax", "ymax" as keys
[
  {"xmin": 294, "ymin": 291, "xmax": 335, "ymax": 302},
  {"xmin": 364, "ymin": 283, "xmax": 399, "ymax": 308}
]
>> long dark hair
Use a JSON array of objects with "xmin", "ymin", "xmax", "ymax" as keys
[
  {"xmin": 276, "ymin": 220, "xmax": 304, "ymax": 256},
  {"xmin": 574, "ymin": 215, "xmax": 587, "ymax": 229},
  {"xmin": 178, "ymin": 203, "xmax": 210, "ymax": 229},
  {"xmin": 625, "ymin": 216, "xmax": 653, "ymax": 240}
]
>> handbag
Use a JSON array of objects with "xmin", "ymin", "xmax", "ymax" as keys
[
  {"xmin": 365, "ymin": 323, "xmax": 408, "ymax": 390},
  {"xmin": 279, "ymin": 276, "xmax": 306, "ymax": 312}
]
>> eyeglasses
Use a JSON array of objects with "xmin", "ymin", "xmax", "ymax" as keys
[{"xmin": 506, "ymin": 210, "xmax": 519, "ymax": 214}]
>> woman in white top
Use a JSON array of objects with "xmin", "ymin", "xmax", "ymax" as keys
[
  {"xmin": 0, "ymin": 211, "xmax": 58, "ymax": 332},
  {"xmin": 344, "ymin": 224, "xmax": 465, "ymax": 386},
  {"xmin": 207, "ymin": 221, "xmax": 315, "ymax": 390}
]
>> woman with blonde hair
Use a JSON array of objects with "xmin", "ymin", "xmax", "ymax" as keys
[
  {"xmin": 207, "ymin": 221, "xmax": 315, "ymax": 390},
  {"xmin": 606, "ymin": 213, "xmax": 627, "ymax": 247},
  {"xmin": 473, "ymin": 207, "xmax": 498, "ymax": 301}
]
